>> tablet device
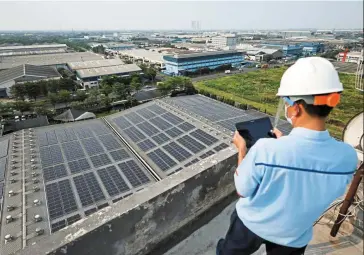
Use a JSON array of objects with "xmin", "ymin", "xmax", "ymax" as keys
[{"xmin": 235, "ymin": 117, "xmax": 274, "ymax": 148}]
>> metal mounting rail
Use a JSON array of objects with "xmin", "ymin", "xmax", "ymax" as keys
[{"xmin": 101, "ymin": 117, "xmax": 162, "ymax": 182}]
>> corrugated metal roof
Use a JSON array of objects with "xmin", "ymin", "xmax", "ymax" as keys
[
  {"xmin": 76, "ymin": 64, "xmax": 141, "ymax": 79},
  {"xmin": 68, "ymin": 59, "xmax": 124, "ymax": 71},
  {"xmin": 0, "ymin": 44, "xmax": 67, "ymax": 51},
  {"xmin": 167, "ymin": 50, "xmax": 239, "ymax": 59}
]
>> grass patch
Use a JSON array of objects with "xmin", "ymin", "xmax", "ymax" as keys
[
  {"xmin": 194, "ymin": 67, "xmax": 363, "ymax": 139},
  {"xmin": 96, "ymin": 110, "xmax": 119, "ymax": 118}
]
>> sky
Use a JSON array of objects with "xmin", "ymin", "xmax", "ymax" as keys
[{"xmin": 0, "ymin": 1, "xmax": 363, "ymax": 31}]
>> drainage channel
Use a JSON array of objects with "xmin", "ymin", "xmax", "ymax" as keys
[{"xmin": 101, "ymin": 117, "xmax": 162, "ymax": 182}]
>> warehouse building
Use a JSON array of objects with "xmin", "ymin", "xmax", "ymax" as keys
[
  {"xmin": 337, "ymin": 51, "xmax": 363, "ymax": 63},
  {"xmin": 120, "ymin": 49, "xmax": 166, "ymax": 69},
  {"xmin": 210, "ymin": 35, "xmax": 237, "ymax": 49},
  {"xmin": 67, "ymin": 59, "xmax": 124, "ymax": 72},
  {"xmin": 0, "ymin": 52, "xmax": 103, "ymax": 70},
  {"xmin": 245, "ymin": 48, "xmax": 283, "ymax": 62},
  {"xmin": 76, "ymin": 64, "xmax": 142, "ymax": 88},
  {"xmin": 0, "ymin": 64, "xmax": 61, "ymax": 97},
  {"xmin": 163, "ymin": 50, "xmax": 244, "ymax": 76},
  {"xmin": 261, "ymin": 43, "xmax": 303, "ymax": 56},
  {"xmin": 0, "ymin": 44, "xmax": 67, "ymax": 57}
]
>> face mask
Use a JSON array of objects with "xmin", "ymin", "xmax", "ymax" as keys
[{"xmin": 285, "ymin": 104, "xmax": 293, "ymax": 125}]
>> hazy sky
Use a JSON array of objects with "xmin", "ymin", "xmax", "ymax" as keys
[{"xmin": 0, "ymin": 1, "xmax": 363, "ymax": 31}]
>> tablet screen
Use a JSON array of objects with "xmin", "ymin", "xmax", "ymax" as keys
[{"xmin": 235, "ymin": 117, "xmax": 273, "ymax": 148}]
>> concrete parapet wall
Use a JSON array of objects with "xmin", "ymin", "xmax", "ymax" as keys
[{"xmin": 17, "ymin": 147, "xmax": 237, "ymax": 255}]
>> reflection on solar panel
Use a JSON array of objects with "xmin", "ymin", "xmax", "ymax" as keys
[
  {"xmin": 89, "ymin": 122, "xmax": 111, "ymax": 135},
  {"xmin": 68, "ymin": 158, "xmax": 90, "ymax": 174},
  {"xmin": 125, "ymin": 112, "xmax": 144, "ymax": 124},
  {"xmin": 200, "ymin": 150, "xmax": 215, "ymax": 159},
  {"xmin": 43, "ymin": 164, "xmax": 67, "ymax": 182},
  {"xmin": 123, "ymin": 127, "xmax": 146, "ymax": 142},
  {"xmin": 149, "ymin": 104, "xmax": 167, "ymax": 114},
  {"xmin": 118, "ymin": 160, "xmax": 151, "ymax": 187},
  {"xmin": 97, "ymin": 166, "xmax": 130, "ymax": 197},
  {"xmin": 98, "ymin": 134, "xmax": 120, "ymax": 150},
  {"xmin": 214, "ymin": 143, "xmax": 229, "ymax": 152},
  {"xmin": 149, "ymin": 117, "xmax": 172, "ymax": 130},
  {"xmin": 114, "ymin": 116, "xmax": 132, "ymax": 129},
  {"xmin": 151, "ymin": 133, "xmax": 170, "ymax": 145},
  {"xmin": 137, "ymin": 139, "xmax": 156, "ymax": 152},
  {"xmin": 46, "ymin": 179, "xmax": 78, "ymax": 220},
  {"xmin": 165, "ymin": 127, "xmax": 183, "ymax": 138},
  {"xmin": 90, "ymin": 153, "xmax": 112, "ymax": 168},
  {"xmin": 161, "ymin": 112, "xmax": 184, "ymax": 125},
  {"xmin": 62, "ymin": 141, "xmax": 85, "ymax": 161},
  {"xmin": 147, "ymin": 149, "xmax": 177, "ymax": 171},
  {"xmin": 81, "ymin": 138, "xmax": 104, "ymax": 156},
  {"xmin": 178, "ymin": 122, "xmax": 195, "ymax": 132},
  {"xmin": 136, "ymin": 108, "xmax": 156, "ymax": 119},
  {"xmin": 74, "ymin": 127, "xmax": 94, "ymax": 139},
  {"xmin": 73, "ymin": 173, "xmax": 105, "ymax": 207},
  {"xmin": 109, "ymin": 149, "xmax": 130, "ymax": 161},
  {"xmin": 177, "ymin": 135, "xmax": 206, "ymax": 153},
  {"xmin": 163, "ymin": 142, "xmax": 192, "ymax": 162},
  {"xmin": 190, "ymin": 129, "xmax": 218, "ymax": 146},
  {"xmin": 46, "ymin": 131, "xmax": 58, "ymax": 145},
  {"xmin": 137, "ymin": 122, "xmax": 159, "ymax": 136},
  {"xmin": 40, "ymin": 145, "xmax": 64, "ymax": 167}
]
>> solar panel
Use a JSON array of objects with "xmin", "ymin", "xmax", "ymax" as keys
[
  {"xmin": 64, "ymin": 128, "xmax": 77, "ymax": 141},
  {"xmin": 165, "ymin": 127, "xmax": 183, "ymax": 138},
  {"xmin": 184, "ymin": 158, "xmax": 200, "ymax": 167},
  {"xmin": 37, "ymin": 132, "xmax": 48, "ymax": 147},
  {"xmin": 147, "ymin": 149, "xmax": 177, "ymax": 171},
  {"xmin": 74, "ymin": 127, "xmax": 94, "ymax": 139},
  {"xmin": 149, "ymin": 117, "xmax": 172, "ymax": 130},
  {"xmin": 123, "ymin": 127, "xmax": 146, "ymax": 142},
  {"xmin": 51, "ymin": 220, "xmax": 66, "ymax": 233},
  {"xmin": 136, "ymin": 122, "xmax": 159, "ymax": 136},
  {"xmin": 149, "ymin": 104, "xmax": 167, "ymax": 114},
  {"xmin": 118, "ymin": 160, "xmax": 151, "ymax": 187},
  {"xmin": 125, "ymin": 112, "xmax": 144, "ymax": 124},
  {"xmin": 89, "ymin": 122, "xmax": 111, "ymax": 135},
  {"xmin": 49, "ymin": 145, "xmax": 64, "ymax": 165},
  {"xmin": 85, "ymin": 208, "xmax": 97, "ymax": 216},
  {"xmin": 55, "ymin": 129, "xmax": 68, "ymax": 143},
  {"xmin": 40, "ymin": 145, "xmax": 64, "ymax": 167},
  {"xmin": 90, "ymin": 153, "xmax": 112, "ymax": 168},
  {"xmin": 73, "ymin": 173, "xmax": 105, "ymax": 207},
  {"xmin": 163, "ymin": 142, "xmax": 192, "ymax": 162},
  {"xmin": 42, "ymin": 164, "xmax": 67, "ymax": 182},
  {"xmin": 97, "ymin": 166, "xmax": 130, "ymax": 197},
  {"xmin": 151, "ymin": 133, "xmax": 170, "ymax": 145},
  {"xmin": 81, "ymin": 138, "xmax": 104, "ymax": 156},
  {"xmin": 67, "ymin": 214, "xmax": 82, "ymax": 225},
  {"xmin": 177, "ymin": 135, "xmax": 206, "ymax": 154},
  {"xmin": 161, "ymin": 112, "xmax": 184, "ymax": 125},
  {"xmin": 200, "ymin": 150, "xmax": 215, "ymax": 159},
  {"xmin": 62, "ymin": 141, "xmax": 85, "ymax": 161},
  {"xmin": 190, "ymin": 129, "xmax": 218, "ymax": 146},
  {"xmin": 68, "ymin": 158, "xmax": 90, "ymax": 174},
  {"xmin": 114, "ymin": 116, "xmax": 132, "ymax": 130},
  {"xmin": 178, "ymin": 122, "xmax": 195, "ymax": 132},
  {"xmin": 46, "ymin": 130, "xmax": 58, "ymax": 145},
  {"xmin": 98, "ymin": 134, "xmax": 121, "ymax": 151},
  {"xmin": 45, "ymin": 179, "xmax": 78, "ymax": 220},
  {"xmin": 214, "ymin": 143, "xmax": 229, "ymax": 152},
  {"xmin": 137, "ymin": 139, "xmax": 156, "ymax": 152},
  {"xmin": 109, "ymin": 149, "xmax": 130, "ymax": 161},
  {"xmin": 136, "ymin": 108, "xmax": 156, "ymax": 119}
]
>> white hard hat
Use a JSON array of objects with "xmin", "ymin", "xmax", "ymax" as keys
[{"xmin": 277, "ymin": 57, "xmax": 343, "ymax": 97}]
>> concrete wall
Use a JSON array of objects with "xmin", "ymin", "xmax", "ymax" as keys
[{"xmin": 17, "ymin": 147, "xmax": 238, "ymax": 255}]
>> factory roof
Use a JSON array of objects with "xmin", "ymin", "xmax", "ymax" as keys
[
  {"xmin": 76, "ymin": 64, "xmax": 141, "ymax": 79},
  {"xmin": 0, "ymin": 52, "xmax": 104, "ymax": 70},
  {"xmin": 67, "ymin": 59, "xmax": 124, "ymax": 71},
  {"xmin": 165, "ymin": 50, "xmax": 240, "ymax": 59},
  {"xmin": 0, "ymin": 64, "xmax": 61, "ymax": 85},
  {"xmin": 120, "ymin": 49, "xmax": 165, "ymax": 64},
  {"xmin": 0, "ymin": 44, "xmax": 67, "ymax": 51}
]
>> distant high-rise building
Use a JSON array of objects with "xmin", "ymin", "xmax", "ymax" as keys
[
  {"xmin": 210, "ymin": 35, "xmax": 237, "ymax": 49},
  {"xmin": 191, "ymin": 20, "xmax": 201, "ymax": 31}
]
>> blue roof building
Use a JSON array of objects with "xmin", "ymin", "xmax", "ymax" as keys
[{"xmin": 163, "ymin": 50, "xmax": 244, "ymax": 76}]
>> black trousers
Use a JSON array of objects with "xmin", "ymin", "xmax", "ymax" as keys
[{"xmin": 216, "ymin": 210, "xmax": 307, "ymax": 255}]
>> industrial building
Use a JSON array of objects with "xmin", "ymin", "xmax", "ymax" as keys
[
  {"xmin": 76, "ymin": 64, "xmax": 142, "ymax": 88},
  {"xmin": 0, "ymin": 95, "xmax": 293, "ymax": 255},
  {"xmin": 163, "ymin": 50, "xmax": 244, "ymax": 76},
  {"xmin": 245, "ymin": 48, "xmax": 283, "ymax": 62},
  {"xmin": 337, "ymin": 51, "xmax": 363, "ymax": 63},
  {"xmin": 261, "ymin": 43, "xmax": 303, "ymax": 56},
  {"xmin": 260, "ymin": 42, "xmax": 324, "ymax": 57},
  {"xmin": 210, "ymin": 35, "xmax": 237, "ymax": 49},
  {"xmin": 0, "ymin": 52, "xmax": 103, "ymax": 70},
  {"xmin": 0, "ymin": 44, "xmax": 67, "ymax": 57},
  {"xmin": 119, "ymin": 49, "xmax": 166, "ymax": 69},
  {"xmin": 0, "ymin": 64, "xmax": 61, "ymax": 97},
  {"xmin": 67, "ymin": 59, "xmax": 124, "ymax": 72}
]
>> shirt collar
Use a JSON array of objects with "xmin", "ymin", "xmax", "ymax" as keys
[{"xmin": 289, "ymin": 127, "xmax": 331, "ymax": 141}]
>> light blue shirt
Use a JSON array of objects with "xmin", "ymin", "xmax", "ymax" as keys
[{"xmin": 234, "ymin": 127, "xmax": 358, "ymax": 248}]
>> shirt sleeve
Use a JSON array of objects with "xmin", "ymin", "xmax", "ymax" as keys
[{"xmin": 234, "ymin": 141, "xmax": 265, "ymax": 197}]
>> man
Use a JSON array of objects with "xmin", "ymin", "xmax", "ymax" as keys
[{"xmin": 217, "ymin": 57, "xmax": 358, "ymax": 255}]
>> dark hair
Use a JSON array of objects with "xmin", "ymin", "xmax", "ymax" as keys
[{"xmin": 296, "ymin": 99, "xmax": 333, "ymax": 118}]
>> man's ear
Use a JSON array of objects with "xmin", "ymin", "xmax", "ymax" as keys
[{"xmin": 292, "ymin": 104, "xmax": 301, "ymax": 117}]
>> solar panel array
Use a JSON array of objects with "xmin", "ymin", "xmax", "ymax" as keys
[
  {"xmin": 36, "ymin": 120, "xmax": 153, "ymax": 232},
  {"xmin": 106, "ymin": 101, "xmax": 230, "ymax": 176},
  {"xmin": 163, "ymin": 95, "xmax": 292, "ymax": 134}
]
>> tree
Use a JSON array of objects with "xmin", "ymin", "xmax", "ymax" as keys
[
  {"xmin": 47, "ymin": 80, "xmax": 60, "ymax": 93},
  {"xmin": 48, "ymin": 93, "xmax": 58, "ymax": 109},
  {"xmin": 12, "ymin": 101, "xmax": 32, "ymax": 113},
  {"xmin": 58, "ymin": 78, "xmax": 76, "ymax": 91},
  {"xmin": 24, "ymin": 82, "xmax": 42, "ymax": 101},
  {"xmin": 100, "ymin": 84, "xmax": 113, "ymax": 96},
  {"xmin": 131, "ymin": 77, "xmax": 142, "ymax": 93},
  {"xmin": 92, "ymin": 45, "xmax": 105, "ymax": 54},
  {"xmin": 0, "ymin": 102, "xmax": 13, "ymax": 116},
  {"xmin": 58, "ymin": 90, "xmax": 71, "ymax": 105},
  {"xmin": 10, "ymin": 84, "xmax": 27, "ymax": 101},
  {"xmin": 157, "ymin": 82, "xmax": 173, "ymax": 96},
  {"xmin": 146, "ymin": 68, "xmax": 157, "ymax": 82},
  {"xmin": 75, "ymin": 90, "xmax": 88, "ymax": 101},
  {"xmin": 38, "ymin": 80, "xmax": 48, "ymax": 96},
  {"xmin": 113, "ymin": 82, "xmax": 128, "ymax": 100}
]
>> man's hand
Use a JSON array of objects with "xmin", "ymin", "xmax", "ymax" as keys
[
  {"xmin": 272, "ymin": 128, "xmax": 283, "ymax": 138},
  {"xmin": 233, "ymin": 131, "xmax": 247, "ymax": 153}
]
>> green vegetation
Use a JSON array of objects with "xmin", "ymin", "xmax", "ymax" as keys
[
  {"xmin": 194, "ymin": 68, "xmax": 363, "ymax": 138},
  {"xmin": 157, "ymin": 76, "xmax": 196, "ymax": 96}
]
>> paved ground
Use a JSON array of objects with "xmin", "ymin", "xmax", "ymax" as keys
[{"xmin": 165, "ymin": 201, "xmax": 363, "ymax": 255}]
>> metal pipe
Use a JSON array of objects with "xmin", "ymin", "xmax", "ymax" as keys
[{"xmin": 330, "ymin": 162, "xmax": 364, "ymax": 237}]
